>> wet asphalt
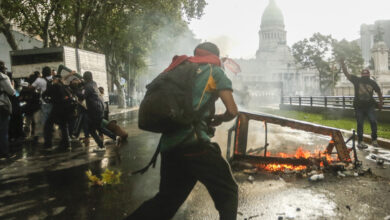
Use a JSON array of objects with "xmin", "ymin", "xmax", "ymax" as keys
[{"xmin": 0, "ymin": 110, "xmax": 390, "ymax": 220}]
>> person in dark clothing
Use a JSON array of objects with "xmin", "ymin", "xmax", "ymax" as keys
[
  {"xmin": 341, "ymin": 59, "xmax": 383, "ymax": 149},
  {"xmin": 43, "ymin": 75, "xmax": 71, "ymax": 149},
  {"xmin": 69, "ymin": 78, "xmax": 91, "ymax": 145},
  {"xmin": 127, "ymin": 42, "xmax": 239, "ymax": 220},
  {"xmin": 82, "ymin": 71, "xmax": 108, "ymax": 152}
]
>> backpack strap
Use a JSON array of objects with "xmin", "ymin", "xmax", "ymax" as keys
[
  {"xmin": 131, "ymin": 130, "xmax": 195, "ymax": 175},
  {"xmin": 131, "ymin": 140, "xmax": 162, "ymax": 175},
  {"xmin": 196, "ymin": 64, "xmax": 213, "ymax": 110}
]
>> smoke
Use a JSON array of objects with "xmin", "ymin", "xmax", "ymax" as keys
[{"xmin": 207, "ymin": 35, "xmax": 237, "ymax": 57}]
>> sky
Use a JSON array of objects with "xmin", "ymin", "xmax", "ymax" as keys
[{"xmin": 188, "ymin": 0, "xmax": 390, "ymax": 59}]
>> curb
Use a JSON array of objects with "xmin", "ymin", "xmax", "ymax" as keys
[{"xmin": 340, "ymin": 129, "xmax": 390, "ymax": 150}]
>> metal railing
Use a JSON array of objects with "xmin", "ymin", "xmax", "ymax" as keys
[{"xmin": 281, "ymin": 95, "xmax": 390, "ymax": 110}]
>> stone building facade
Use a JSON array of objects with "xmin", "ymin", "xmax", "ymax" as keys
[
  {"xmin": 232, "ymin": 0, "xmax": 319, "ymax": 106},
  {"xmin": 335, "ymin": 20, "xmax": 390, "ymax": 96},
  {"xmin": 360, "ymin": 20, "xmax": 390, "ymax": 67}
]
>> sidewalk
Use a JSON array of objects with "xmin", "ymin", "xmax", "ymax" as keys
[{"xmin": 341, "ymin": 129, "xmax": 390, "ymax": 150}]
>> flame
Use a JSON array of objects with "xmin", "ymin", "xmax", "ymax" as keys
[
  {"xmin": 259, "ymin": 164, "xmax": 307, "ymax": 172},
  {"xmin": 255, "ymin": 147, "xmax": 337, "ymax": 172}
]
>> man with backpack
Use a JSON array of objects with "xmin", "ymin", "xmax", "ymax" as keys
[
  {"xmin": 0, "ymin": 60, "xmax": 16, "ymax": 158},
  {"xmin": 340, "ymin": 59, "xmax": 383, "ymax": 149},
  {"xmin": 128, "ymin": 42, "xmax": 238, "ymax": 220}
]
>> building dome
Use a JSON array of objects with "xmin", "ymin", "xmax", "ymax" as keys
[{"xmin": 260, "ymin": 0, "xmax": 284, "ymax": 29}]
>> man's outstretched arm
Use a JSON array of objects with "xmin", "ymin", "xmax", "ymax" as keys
[
  {"xmin": 340, "ymin": 59, "xmax": 352, "ymax": 81},
  {"xmin": 210, "ymin": 90, "xmax": 238, "ymax": 126}
]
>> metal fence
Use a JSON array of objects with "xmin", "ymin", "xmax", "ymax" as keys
[{"xmin": 281, "ymin": 95, "xmax": 390, "ymax": 110}]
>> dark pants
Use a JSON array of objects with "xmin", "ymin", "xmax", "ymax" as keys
[
  {"xmin": 127, "ymin": 142, "xmax": 238, "ymax": 220},
  {"xmin": 88, "ymin": 116, "xmax": 104, "ymax": 148},
  {"xmin": 356, "ymin": 106, "xmax": 377, "ymax": 142},
  {"xmin": 44, "ymin": 113, "xmax": 70, "ymax": 148},
  {"xmin": 99, "ymin": 126, "xmax": 116, "ymax": 140},
  {"xmin": 68, "ymin": 116, "xmax": 76, "ymax": 138},
  {"xmin": 0, "ymin": 113, "xmax": 10, "ymax": 156},
  {"xmin": 82, "ymin": 113, "xmax": 90, "ymax": 138}
]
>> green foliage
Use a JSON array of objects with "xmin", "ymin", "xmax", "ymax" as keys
[
  {"xmin": 292, "ymin": 33, "xmax": 364, "ymax": 95},
  {"xmin": 1, "ymin": 0, "xmax": 63, "ymax": 47},
  {"xmin": 333, "ymin": 39, "xmax": 364, "ymax": 75},
  {"xmin": 292, "ymin": 33, "xmax": 335, "ymax": 95},
  {"xmin": 0, "ymin": 0, "xmax": 206, "ymax": 105},
  {"xmin": 262, "ymin": 109, "xmax": 390, "ymax": 140}
]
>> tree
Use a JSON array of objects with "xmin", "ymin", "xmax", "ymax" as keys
[
  {"xmin": 0, "ymin": 1, "xmax": 18, "ymax": 50},
  {"xmin": 292, "ymin": 33, "xmax": 363, "ymax": 95},
  {"xmin": 85, "ymin": 0, "xmax": 207, "ymax": 107},
  {"xmin": 0, "ymin": 0, "xmax": 207, "ymax": 107},
  {"xmin": 292, "ymin": 33, "xmax": 335, "ymax": 95},
  {"xmin": 1, "ymin": 0, "xmax": 64, "ymax": 47},
  {"xmin": 332, "ymin": 39, "xmax": 364, "ymax": 75}
]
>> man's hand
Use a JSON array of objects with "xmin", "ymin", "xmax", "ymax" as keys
[
  {"xmin": 378, "ymin": 101, "xmax": 383, "ymax": 111},
  {"xmin": 210, "ymin": 114, "xmax": 224, "ymax": 127},
  {"xmin": 340, "ymin": 57, "xmax": 352, "ymax": 80}
]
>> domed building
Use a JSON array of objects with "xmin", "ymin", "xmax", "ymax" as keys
[
  {"xmin": 257, "ymin": 0, "xmax": 286, "ymax": 53},
  {"xmin": 233, "ymin": 0, "xmax": 319, "ymax": 106}
]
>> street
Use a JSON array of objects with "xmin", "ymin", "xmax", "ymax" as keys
[{"xmin": 1, "ymin": 110, "xmax": 390, "ymax": 220}]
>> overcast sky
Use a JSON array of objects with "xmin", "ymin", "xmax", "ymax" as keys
[{"xmin": 188, "ymin": 0, "xmax": 390, "ymax": 59}]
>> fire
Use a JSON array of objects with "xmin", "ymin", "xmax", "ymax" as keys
[
  {"xmin": 259, "ymin": 164, "xmax": 307, "ymax": 172},
  {"xmin": 256, "ymin": 147, "xmax": 337, "ymax": 172}
]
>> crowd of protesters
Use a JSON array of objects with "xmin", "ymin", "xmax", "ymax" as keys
[{"xmin": 0, "ymin": 60, "xmax": 122, "ymax": 159}]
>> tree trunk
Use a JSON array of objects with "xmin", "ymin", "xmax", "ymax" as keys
[
  {"xmin": 113, "ymin": 72, "xmax": 126, "ymax": 108},
  {"xmin": 0, "ymin": 10, "xmax": 18, "ymax": 50},
  {"xmin": 109, "ymin": 60, "xmax": 126, "ymax": 108},
  {"xmin": 127, "ymin": 78, "xmax": 136, "ymax": 106},
  {"xmin": 42, "ymin": 3, "xmax": 57, "ymax": 48}
]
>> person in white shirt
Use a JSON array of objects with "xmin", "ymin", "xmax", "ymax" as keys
[
  {"xmin": 31, "ymin": 66, "xmax": 53, "ymax": 140},
  {"xmin": 31, "ymin": 72, "xmax": 47, "ymax": 93}
]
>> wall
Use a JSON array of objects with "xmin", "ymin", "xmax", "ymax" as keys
[{"xmin": 0, "ymin": 30, "xmax": 43, "ymax": 69}]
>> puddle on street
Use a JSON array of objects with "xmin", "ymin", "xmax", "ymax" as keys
[{"xmin": 235, "ymin": 177, "xmax": 337, "ymax": 220}]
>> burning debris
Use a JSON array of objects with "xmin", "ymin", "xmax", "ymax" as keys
[
  {"xmin": 251, "ymin": 147, "xmax": 336, "ymax": 172},
  {"xmin": 228, "ymin": 112, "xmax": 373, "ymax": 181}
]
